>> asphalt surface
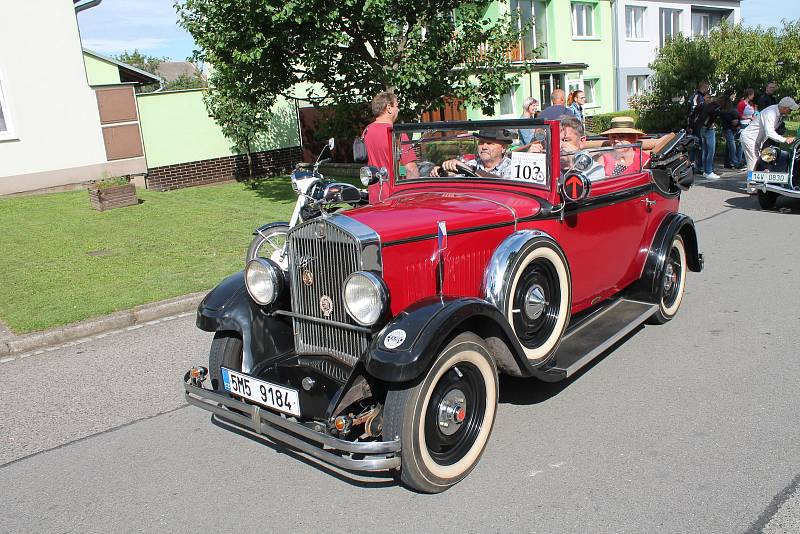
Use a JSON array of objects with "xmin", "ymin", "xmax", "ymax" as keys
[{"xmin": 2, "ymin": 172, "xmax": 799, "ymax": 533}]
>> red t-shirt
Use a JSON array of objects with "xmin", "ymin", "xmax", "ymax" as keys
[{"xmin": 363, "ymin": 122, "xmax": 416, "ymax": 172}]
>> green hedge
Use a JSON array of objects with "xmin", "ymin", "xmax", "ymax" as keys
[{"xmin": 585, "ymin": 111, "xmax": 640, "ymax": 135}]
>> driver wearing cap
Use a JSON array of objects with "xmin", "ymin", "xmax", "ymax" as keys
[{"xmin": 432, "ymin": 129, "xmax": 516, "ymax": 178}]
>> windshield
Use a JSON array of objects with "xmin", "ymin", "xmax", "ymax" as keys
[{"xmin": 394, "ymin": 124, "xmax": 552, "ymax": 190}]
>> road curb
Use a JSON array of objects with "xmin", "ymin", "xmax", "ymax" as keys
[{"xmin": 0, "ymin": 292, "xmax": 207, "ymax": 357}]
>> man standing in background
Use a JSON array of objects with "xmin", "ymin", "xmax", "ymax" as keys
[
  {"xmin": 756, "ymin": 81, "xmax": 778, "ymax": 112},
  {"xmin": 539, "ymin": 89, "xmax": 568, "ymax": 120},
  {"xmin": 363, "ymin": 91, "xmax": 419, "ymax": 178},
  {"xmin": 688, "ymin": 81, "xmax": 709, "ymax": 173}
]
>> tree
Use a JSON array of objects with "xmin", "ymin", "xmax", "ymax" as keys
[
  {"xmin": 176, "ymin": 0, "xmax": 535, "ymax": 137},
  {"xmin": 634, "ymin": 21, "xmax": 800, "ymax": 132},
  {"xmin": 164, "ymin": 73, "xmax": 207, "ymax": 91},
  {"xmin": 204, "ymin": 80, "xmax": 277, "ymax": 178}
]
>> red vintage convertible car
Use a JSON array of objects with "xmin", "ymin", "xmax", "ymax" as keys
[{"xmin": 184, "ymin": 118, "xmax": 702, "ymax": 493}]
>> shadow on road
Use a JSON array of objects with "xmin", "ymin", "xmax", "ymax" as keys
[
  {"xmin": 499, "ymin": 325, "xmax": 645, "ymax": 405},
  {"xmin": 723, "ymin": 193, "xmax": 800, "ymax": 214}
]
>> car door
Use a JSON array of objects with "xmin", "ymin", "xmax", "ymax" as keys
[{"xmin": 557, "ymin": 168, "xmax": 652, "ymax": 312}]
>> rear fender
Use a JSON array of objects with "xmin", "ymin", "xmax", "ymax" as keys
[
  {"xmin": 196, "ymin": 272, "xmax": 294, "ymax": 374},
  {"xmin": 364, "ymin": 297, "xmax": 535, "ymax": 384},
  {"xmin": 626, "ymin": 213, "xmax": 703, "ymax": 303}
]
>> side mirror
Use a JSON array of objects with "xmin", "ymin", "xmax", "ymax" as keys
[
  {"xmin": 359, "ymin": 166, "xmax": 389, "ymax": 186},
  {"xmin": 328, "ymin": 138, "xmax": 335, "ymax": 151},
  {"xmin": 322, "ymin": 182, "xmax": 362, "ymax": 204}
]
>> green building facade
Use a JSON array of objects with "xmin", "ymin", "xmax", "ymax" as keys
[{"xmin": 468, "ymin": 0, "xmax": 615, "ymax": 120}]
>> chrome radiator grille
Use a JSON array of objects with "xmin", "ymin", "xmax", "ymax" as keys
[{"xmin": 287, "ymin": 220, "xmax": 369, "ymax": 366}]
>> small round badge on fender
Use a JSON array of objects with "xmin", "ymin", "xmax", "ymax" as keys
[{"xmin": 384, "ymin": 329, "xmax": 407, "ymax": 349}]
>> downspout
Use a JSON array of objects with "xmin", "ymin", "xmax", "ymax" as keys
[
  {"xmin": 74, "ymin": 0, "xmax": 103, "ymax": 14},
  {"xmin": 610, "ymin": 0, "xmax": 620, "ymax": 111}
]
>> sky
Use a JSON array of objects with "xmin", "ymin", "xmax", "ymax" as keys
[{"xmin": 76, "ymin": 0, "xmax": 800, "ymax": 62}]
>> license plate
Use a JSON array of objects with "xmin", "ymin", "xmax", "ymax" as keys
[
  {"xmin": 221, "ymin": 367, "xmax": 300, "ymax": 416},
  {"xmin": 748, "ymin": 171, "xmax": 790, "ymax": 184}
]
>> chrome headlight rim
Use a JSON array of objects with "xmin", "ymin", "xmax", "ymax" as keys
[
  {"xmin": 760, "ymin": 146, "xmax": 778, "ymax": 163},
  {"xmin": 342, "ymin": 271, "xmax": 389, "ymax": 327},
  {"xmin": 244, "ymin": 258, "xmax": 285, "ymax": 306}
]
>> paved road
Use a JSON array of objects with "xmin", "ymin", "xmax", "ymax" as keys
[{"xmin": 2, "ymin": 174, "xmax": 799, "ymax": 533}]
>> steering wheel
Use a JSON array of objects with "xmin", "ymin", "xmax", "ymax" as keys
[{"xmin": 435, "ymin": 162, "xmax": 479, "ymax": 177}]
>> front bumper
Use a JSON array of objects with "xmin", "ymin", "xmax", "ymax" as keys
[
  {"xmin": 750, "ymin": 182, "xmax": 800, "ymax": 198},
  {"xmin": 183, "ymin": 370, "xmax": 401, "ymax": 472}
]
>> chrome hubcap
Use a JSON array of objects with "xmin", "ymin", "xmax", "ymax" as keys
[
  {"xmin": 437, "ymin": 388, "xmax": 467, "ymax": 436},
  {"xmin": 664, "ymin": 263, "xmax": 676, "ymax": 293},
  {"xmin": 524, "ymin": 284, "xmax": 548, "ymax": 320}
]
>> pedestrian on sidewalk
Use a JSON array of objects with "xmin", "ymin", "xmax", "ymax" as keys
[
  {"xmin": 756, "ymin": 81, "xmax": 778, "ymax": 112},
  {"xmin": 518, "ymin": 96, "xmax": 540, "ymax": 144},
  {"xmin": 741, "ymin": 96, "xmax": 798, "ymax": 171},
  {"xmin": 737, "ymin": 88, "xmax": 757, "ymax": 130},
  {"xmin": 691, "ymin": 91, "xmax": 723, "ymax": 180},
  {"xmin": 539, "ymin": 89, "xmax": 568, "ymax": 120},
  {"xmin": 567, "ymin": 90, "xmax": 585, "ymax": 123},
  {"xmin": 687, "ymin": 81, "xmax": 710, "ymax": 173},
  {"xmin": 718, "ymin": 90, "xmax": 744, "ymax": 169}
]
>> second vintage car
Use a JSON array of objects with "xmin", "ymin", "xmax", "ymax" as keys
[{"xmin": 184, "ymin": 118, "xmax": 702, "ymax": 493}]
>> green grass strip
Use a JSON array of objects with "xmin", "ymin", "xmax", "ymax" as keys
[{"xmin": 0, "ymin": 179, "xmax": 295, "ymax": 334}]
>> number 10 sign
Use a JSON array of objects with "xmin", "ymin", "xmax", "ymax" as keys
[{"xmin": 510, "ymin": 152, "xmax": 547, "ymax": 186}]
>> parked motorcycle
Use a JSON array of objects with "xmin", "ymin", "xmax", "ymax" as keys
[{"xmin": 246, "ymin": 138, "xmax": 366, "ymax": 266}]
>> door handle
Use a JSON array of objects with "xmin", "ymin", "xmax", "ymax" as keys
[{"xmin": 641, "ymin": 198, "xmax": 656, "ymax": 210}]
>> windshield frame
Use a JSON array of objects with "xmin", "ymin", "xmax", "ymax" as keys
[{"xmin": 393, "ymin": 119, "xmax": 553, "ymax": 190}]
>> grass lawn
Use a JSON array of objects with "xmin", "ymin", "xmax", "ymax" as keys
[{"xmin": 0, "ymin": 179, "xmax": 296, "ymax": 334}]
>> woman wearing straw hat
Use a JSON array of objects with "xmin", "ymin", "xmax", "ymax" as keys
[{"xmin": 600, "ymin": 116, "xmax": 651, "ymax": 176}]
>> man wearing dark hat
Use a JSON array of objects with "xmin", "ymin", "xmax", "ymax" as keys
[{"xmin": 434, "ymin": 129, "xmax": 515, "ymax": 178}]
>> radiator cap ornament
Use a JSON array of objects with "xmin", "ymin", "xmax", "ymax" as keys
[{"xmin": 320, "ymin": 295, "xmax": 333, "ymax": 317}]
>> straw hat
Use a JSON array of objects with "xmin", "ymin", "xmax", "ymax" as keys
[{"xmin": 601, "ymin": 116, "xmax": 645, "ymax": 137}]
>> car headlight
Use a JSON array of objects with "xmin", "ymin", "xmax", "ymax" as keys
[
  {"xmin": 760, "ymin": 146, "xmax": 778, "ymax": 163},
  {"xmin": 245, "ymin": 258, "xmax": 284, "ymax": 306},
  {"xmin": 342, "ymin": 271, "xmax": 388, "ymax": 326}
]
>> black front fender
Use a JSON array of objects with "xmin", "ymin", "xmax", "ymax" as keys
[
  {"xmin": 196, "ymin": 272, "xmax": 293, "ymax": 374},
  {"xmin": 626, "ymin": 213, "xmax": 703, "ymax": 303},
  {"xmin": 364, "ymin": 296, "xmax": 535, "ymax": 383}
]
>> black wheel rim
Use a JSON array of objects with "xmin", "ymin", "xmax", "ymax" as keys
[
  {"xmin": 423, "ymin": 361, "xmax": 486, "ymax": 466},
  {"xmin": 512, "ymin": 258, "xmax": 561, "ymax": 349},
  {"xmin": 662, "ymin": 245, "xmax": 683, "ymax": 308}
]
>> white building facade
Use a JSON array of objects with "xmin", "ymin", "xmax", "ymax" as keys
[
  {"xmin": 613, "ymin": 0, "xmax": 741, "ymax": 110},
  {"xmin": 0, "ymin": 0, "xmax": 148, "ymax": 195}
]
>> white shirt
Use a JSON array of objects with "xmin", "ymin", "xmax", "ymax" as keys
[{"xmin": 740, "ymin": 104, "xmax": 787, "ymax": 148}]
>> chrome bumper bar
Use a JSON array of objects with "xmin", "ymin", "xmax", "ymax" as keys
[
  {"xmin": 183, "ymin": 373, "xmax": 401, "ymax": 472},
  {"xmin": 752, "ymin": 182, "xmax": 800, "ymax": 198}
]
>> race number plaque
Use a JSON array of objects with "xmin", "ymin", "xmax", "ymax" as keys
[{"xmin": 510, "ymin": 151, "xmax": 547, "ymax": 186}]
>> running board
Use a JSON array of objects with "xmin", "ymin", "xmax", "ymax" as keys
[{"xmin": 537, "ymin": 298, "xmax": 658, "ymax": 382}]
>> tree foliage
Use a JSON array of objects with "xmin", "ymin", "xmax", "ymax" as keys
[
  {"xmin": 634, "ymin": 21, "xmax": 800, "ymax": 132},
  {"xmin": 204, "ymin": 82, "xmax": 277, "ymax": 177},
  {"xmin": 176, "ymin": 0, "xmax": 534, "ymax": 136}
]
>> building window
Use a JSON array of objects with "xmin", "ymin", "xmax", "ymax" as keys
[
  {"xmin": 660, "ymin": 9, "xmax": 681, "ymax": 47},
  {"xmin": 692, "ymin": 13, "xmax": 710, "ymax": 37},
  {"xmin": 500, "ymin": 85, "xmax": 518, "ymax": 116},
  {"xmin": 583, "ymin": 78, "xmax": 597, "ymax": 105},
  {"xmin": 571, "ymin": 3, "xmax": 594, "ymax": 38},
  {"xmin": 627, "ymin": 75, "xmax": 648, "ymax": 97},
  {"xmin": 625, "ymin": 6, "xmax": 646, "ymax": 39},
  {"xmin": 511, "ymin": 0, "xmax": 549, "ymax": 58},
  {"xmin": 0, "ymin": 73, "xmax": 14, "ymax": 140}
]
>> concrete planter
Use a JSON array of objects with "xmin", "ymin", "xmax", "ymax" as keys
[{"xmin": 88, "ymin": 183, "xmax": 138, "ymax": 212}]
